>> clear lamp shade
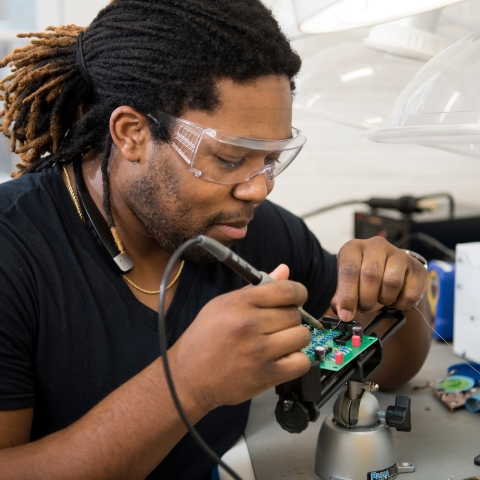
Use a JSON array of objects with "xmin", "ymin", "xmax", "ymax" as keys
[
  {"xmin": 293, "ymin": 0, "xmax": 463, "ymax": 33},
  {"xmin": 441, "ymin": 0, "xmax": 480, "ymax": 37},
  {"xmin": 365, "ymin": 31, "xmax": 480, "ymax": 159},
  {"xmin": 294, "ymin": 42, "xmax": 427, "ymax": 129}
]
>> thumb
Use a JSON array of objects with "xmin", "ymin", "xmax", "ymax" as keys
[{"xmin": 269, "ymin": 264, "xmax": 290, "ymax": 281}]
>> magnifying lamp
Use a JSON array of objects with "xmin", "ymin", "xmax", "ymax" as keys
[
  {"xmin": 292, "ymin": 0, "xmax": 464, "ymax": 33},
  {"xmin": 294, "ymin": 11, "xmax": 450, "ymax": 129},
  {"xmin": 441, "ymin": 0, "xmax": 480, "ymax": 35},
  {"xmin": 365, "ymin": 30, "xmax": 480, "ymax": 159}
]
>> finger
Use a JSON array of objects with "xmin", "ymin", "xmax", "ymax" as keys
[
  {"xmin": 243, "ymin": 279, "xmax": 308, "ymax": 309},
  {"xmin": 357, "ymin": 247, "xmax": 388, "ymax": 312},
  {"xmin": 265, "ymin": 351, "xmax": 312, "ymax": 386},
  {"xmin": 255, "ymin": 306, "xmax": 302, "ymax": 335},
  {"xmin": 377, "ymin": 254, "xmax": 406, "ymax": 307},
  {"xmin": 269, "ymin": 264, "xmax": 290, "ymax": 281},
  {"xmin": 335, "ymin": 244, "xmax": 363, "ymax": 321},
  {"xmin": 265, "ymin": 325, "xmax": 311, "ymax": 359},
  {"xmin": 329, "ymin": 294, "xmax": 338, "ymax": 315},
  {"xmin": 390, "ymin": 255, "xmax": 428, "ymax": 310}
]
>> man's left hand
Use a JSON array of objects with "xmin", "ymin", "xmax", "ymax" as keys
[{"xmin": 331, "ymin": 236, "xmax": 428, "ymax": 321}]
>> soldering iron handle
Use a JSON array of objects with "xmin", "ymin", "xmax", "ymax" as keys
[
  {"xmin": 196, "ymin": 236, "xmax": 324, "ymax": 331},
  {"xmin": 197, "ymin": 235, "xmax": 263, "ymax": 284},
  {"xmin": 257, "ymin": 271, "xmax": 275, "ymax": 285}
]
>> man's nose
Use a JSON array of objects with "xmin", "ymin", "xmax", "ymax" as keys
[{"xmin": 232, "ymin": 172, "xmax": 273, "ymax": 204}]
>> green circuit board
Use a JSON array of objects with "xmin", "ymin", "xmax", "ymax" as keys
[{"xmin": 302, "ymin": 327, "xmax": 378, "ymax": 372}]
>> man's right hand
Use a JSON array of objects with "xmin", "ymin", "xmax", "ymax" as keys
[
  {"xmin": 168, "ymin": 264, "xmax": 312, "ymax": 412},
  {"xmin": 0, "ymin": 265, "xmax": 312, "ymax": 480}
]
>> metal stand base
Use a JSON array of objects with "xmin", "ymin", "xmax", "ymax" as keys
[{"xmin": 315, "ymin": 415, "xmax": 415, "ymax": 480}]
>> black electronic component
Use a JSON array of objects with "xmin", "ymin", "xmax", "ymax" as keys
[
  {"xmin": 333, "ymin": 333, "xmax": 352, "ymax": 347},
  {"xmin": 315, "ymin": 346, "xmax": 326, "ymax": 363},
  {"xmin": 321, "ymin": 316, "xmax": 362, "ymax": 335},
  {"xmin": 302, "ymin": 193, "xmax": 455, "ymax": 219},
  {"xmin": 354, "ymin": 205, "xmax": 480, "ymax": 261},
  {"xmin": 352, "ymin": 325, "xmax": 363, "ymax": 338}
]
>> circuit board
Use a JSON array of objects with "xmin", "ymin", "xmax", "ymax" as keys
[{"xmin": 302, "ymin": 325, "xmax": 378, "ymax": 372}]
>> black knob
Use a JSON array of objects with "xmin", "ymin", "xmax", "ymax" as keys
[
  {"xmin": 275, "ymin": 394, "xmax": 310, "ymax": 434},
  {"xmin": 385, "ymin": 395, "xmax": 411, "ymax": 432}
]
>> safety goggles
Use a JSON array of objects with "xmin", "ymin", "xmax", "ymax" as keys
[{"xmin": 148, "ymin": 112, "xmax": 306, "ymax": 185}]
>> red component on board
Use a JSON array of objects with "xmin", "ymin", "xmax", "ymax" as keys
[
  {"xmin": 334, "ymin": 351, "xmax": 344, "ymax": 365},
  {"xmin": 352, "ymin": 335, "xmax": 361, "ymax": 347}
]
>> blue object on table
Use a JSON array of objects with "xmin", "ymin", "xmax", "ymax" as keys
[
  {"xmin": 211, "ymin": 465, "xmax": 220, "ymax": 480},
  {"xmin": 465, "ymin": 394, "xmax": 480, "ymax": 413},
  {"xmin": 427, "ymin": 260, "xmax": 455, "ymax": 341},
  {"xmin": 448, "ymin": 363, "xmax": 480, "ymax": 384}
]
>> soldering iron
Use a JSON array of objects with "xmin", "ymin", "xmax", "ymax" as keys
[{"xmin": 196, "ymin": 235, "xmax": 324, "ymax": 331}]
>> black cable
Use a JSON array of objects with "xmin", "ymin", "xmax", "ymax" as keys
[
  {"xmin": 158, "ymin": 237, "xmax": 243, "ymax": 480},
  {"xmin": 301, "ymin": 193, "xmax": 456, "ymax": 220},
  {"xmin": 301, "ymin": 200, "xmax": 365, "ymax": 219},
  {"xmin": 394, "ymin": 232, "xmax": 455, "ymax": 262}
]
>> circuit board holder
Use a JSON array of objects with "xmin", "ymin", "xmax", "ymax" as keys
[{"xmin": 275, "ymin": 316, "xmax": 384, "ymax": 433}]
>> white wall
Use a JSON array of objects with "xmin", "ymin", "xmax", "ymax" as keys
[{"xmin": 35, "ymin": 0, "xmax": 106, "ymax": 29}]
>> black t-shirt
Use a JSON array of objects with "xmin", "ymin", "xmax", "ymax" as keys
[{"xmin": 0, "ymin": 166, "xmax": 337, "ymax": 479}]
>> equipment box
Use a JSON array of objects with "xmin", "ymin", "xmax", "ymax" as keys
[{"xmin": 454, "ymin": 242, "xmax": 480, "ymax": 363}]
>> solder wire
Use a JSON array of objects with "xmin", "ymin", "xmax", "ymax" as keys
[{"xmin": 413, "ymin": 305, "xmax": 480, "ymax": 376}]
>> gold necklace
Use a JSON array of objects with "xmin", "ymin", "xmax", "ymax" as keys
[
  {"xmin": 62, "ymin": 164, "xmax": 184, "ymax": 295},
  {"xmin": 63, "ymin": 164, "xmax": 84, "ymax": 222},
  {"xmin": 121, "ymin": 261, "xmax": 184, "ymax": 295}
]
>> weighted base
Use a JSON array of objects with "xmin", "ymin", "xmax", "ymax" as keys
[{"xmin": 315, "ymin": 415, "xmax": 404, "ymax": 480}]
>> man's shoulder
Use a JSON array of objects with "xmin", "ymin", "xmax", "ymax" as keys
[{"xmin": 0, "ymin": 168, "xmax": 58, "ymax": 214}]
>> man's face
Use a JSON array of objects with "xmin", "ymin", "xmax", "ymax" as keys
[{"xmin": 121, "ymin": 75, "xmax": 293, "ymax": 263}]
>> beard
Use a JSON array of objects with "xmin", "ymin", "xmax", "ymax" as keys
[{"xmin": 124, "ymin": 154, "xmax": 258, "ymax": 264}]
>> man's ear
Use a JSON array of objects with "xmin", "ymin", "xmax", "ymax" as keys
[{"xmin": 109, "ymin": 106, "xmax": 151, "ymax": 163}]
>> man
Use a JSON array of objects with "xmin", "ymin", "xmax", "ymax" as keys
[{"xmin": 0, "ymin": 1, "xmax": 430, "ymax": 478}]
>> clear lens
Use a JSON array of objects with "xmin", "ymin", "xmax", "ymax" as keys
[
  {"xmin": 166, "ymin": 116, "xmax": 305, "ymax": 184},
  {"xmin": 191, "ymin": 135, "xmax": 299, "ymax": 184}
]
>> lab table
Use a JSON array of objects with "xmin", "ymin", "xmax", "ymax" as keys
[{"xmin": 244, "ymin": 342, "xmax": 480, "ymax": 480}]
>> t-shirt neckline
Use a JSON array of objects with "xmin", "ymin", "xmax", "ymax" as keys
[{"xmin": 48, "ymin": 165, "xmax": 198, "ymax": 335}]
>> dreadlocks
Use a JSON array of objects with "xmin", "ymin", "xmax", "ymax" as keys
[{"xmin": 0, "ymin": 0, "xmax": 301, "ymax": 243}]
